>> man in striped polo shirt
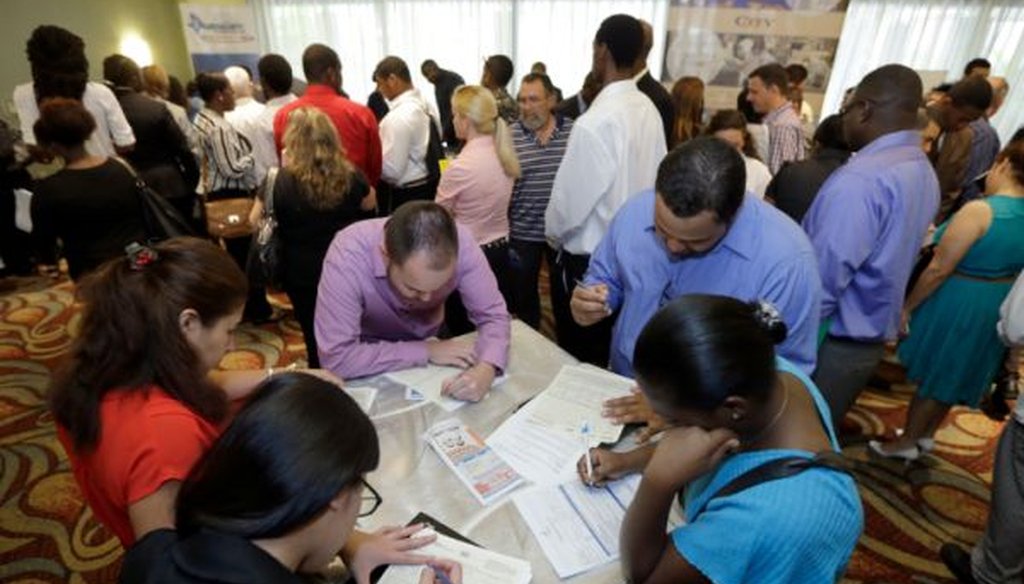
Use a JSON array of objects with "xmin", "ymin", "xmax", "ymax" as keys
[{"xmin": 509, "ymin": 72, "xmax": 573, "ymax": 330}]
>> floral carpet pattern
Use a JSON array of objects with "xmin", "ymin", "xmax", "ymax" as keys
[{"xmin": 0, "ymin": 279, "xmax": 1007, "ymax": 583}]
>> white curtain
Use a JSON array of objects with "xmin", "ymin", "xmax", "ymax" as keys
[
  {"xmin": 823, "ymin": 0, "xmax": 1024, "ymax": 144},
  {"xmin": 252, "ymin": 0, "xmax": 667, "ymax": 113}
]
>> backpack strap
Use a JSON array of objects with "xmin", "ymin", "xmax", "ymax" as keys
[{"xmin": 689, "ymin": 452, "xmax": 853, "ymax": 518}]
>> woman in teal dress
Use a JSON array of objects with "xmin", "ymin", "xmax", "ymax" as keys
[{"xmin": 872, "ymin": 142, "xmax": 1024, "ymax": 460}]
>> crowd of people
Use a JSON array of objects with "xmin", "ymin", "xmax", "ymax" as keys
[{"xmin": 0, "ymin": 13, "xmax": 1021, "ymax": 584}]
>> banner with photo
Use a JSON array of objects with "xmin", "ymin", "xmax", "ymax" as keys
[
  {"xmin": 661, "ymin": 0, "xmax": 848, "ymax": 114},
  {"xmin": 179, "ymin": 3, "xmax": 261, "ymax": 76}
]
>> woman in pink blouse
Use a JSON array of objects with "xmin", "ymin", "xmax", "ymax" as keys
[{"xmin": 436, "ymin": 85, "xmax": 520, "ymax": 329}]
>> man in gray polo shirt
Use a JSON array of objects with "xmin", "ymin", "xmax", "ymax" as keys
[{"xmin": 509, "ymin": 72, "xmax": 573, "ymax": 330}]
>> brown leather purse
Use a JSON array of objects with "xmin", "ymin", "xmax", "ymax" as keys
[{"xmin": 204, "ymin": 197, "xmax": 254, "ymax": 239}]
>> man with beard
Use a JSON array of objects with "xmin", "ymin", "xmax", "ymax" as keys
[
  {"xmin": 508, "ymin": 73, "xmax": 573, "ymax": 330},
  {"xmin": 315, "ymin": 201, "xmax": 509, "ymax": 402},
  {"xmin": 572, "ymin": 137, "xmax": 821, "ymax": 378}
]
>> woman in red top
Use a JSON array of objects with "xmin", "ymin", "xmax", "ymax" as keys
[{"xmin": 50, "ymin": 237, "xmax": 278, "ymax": 547}]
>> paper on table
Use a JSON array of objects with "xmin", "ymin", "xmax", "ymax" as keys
[
  {"xmin": 424, "ymin": 419, "xmax": 524, "ymax": 505},
  {"xmin": 377, "ymin": 529, "xmax": 532, "ymax": 584},
  {"xmin": 527, "ymin": 364, "xmax": 635, "ymax": 444},
  {"xmin": 345, "ymin": 386, "xmax": 378, "ymax": 413},
  {"xmin": 513, "ymin": 474, "xmax": 641, "ymax": 579},
  {"xmin": 385, "ymin": 364, "xmax": 469, "ymax": 412},
  {"xmin": 486, "ymin": 397, "xmax": 583, "ymax": 487}
]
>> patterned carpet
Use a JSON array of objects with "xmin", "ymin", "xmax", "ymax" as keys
[{"xmin": 0, "ymin": 276, "xmax": 1008, "ymax": 583}]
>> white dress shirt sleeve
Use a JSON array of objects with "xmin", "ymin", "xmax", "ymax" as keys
[
  {"xmin": 95, "ymin": 84, "xmax": 136, "ymax": 148},
  {"xmin": 380, "ymin": 113, "xmax": 413, "ymax": 185},
  {"xmin": 544, "ymin": 124, "xmax": 615, "ymax": 248},
  {"xmin": 13, "ymin": 84, "xmax": 39, "ymax": 145}
]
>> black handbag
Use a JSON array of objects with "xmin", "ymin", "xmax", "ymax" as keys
[
  {"xmin": 252, "ymin": 168, "xmax": 283, "ymax": 287},
  {"xmin": 114, "ymin": 157, "xmax": 194, "ymax": 241}
]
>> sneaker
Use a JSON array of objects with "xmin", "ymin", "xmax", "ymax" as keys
[{"xmin": 939, "ymin": 543, "xmax": 979, "ymax": 584}]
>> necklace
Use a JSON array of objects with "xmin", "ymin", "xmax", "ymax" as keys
[{"xmin": 745, "ymin": 384, "xmax": 790, "ymax": 446}]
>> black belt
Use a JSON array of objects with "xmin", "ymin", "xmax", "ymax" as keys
[
  {"xmin": 481, "ymin": 237, "xmax": 509, "ymax": 251},
  {"xmin": 396, "ymin": 175, "xmax": 431, "ymax": 189}
]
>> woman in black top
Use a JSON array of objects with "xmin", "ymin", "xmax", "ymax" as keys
[
  {"xmin": 31, "ymin": 98, "xmax": 146, "ymax": 280},
  {"xmin": 119, "ymin": 372, "xmax": 460, "ymax": 584},
  {"xmin": 250, "ymin": 106, "xmax": 375, "ymax": 367}
]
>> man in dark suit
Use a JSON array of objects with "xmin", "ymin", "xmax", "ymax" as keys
[
  {"xmin": 633, "ymin": 20, "xmax": 674, "ymax": 147},
  {"xmin": 554, "ymin": 72, "xmax": 601, "ymax": 120},
  {"xmin": 102, "ymin": 54, "xmax": 198, "ymax": 217},
  {"xmin": 421, "ymin": 59, "xmax": 464, "ymax": 148}
]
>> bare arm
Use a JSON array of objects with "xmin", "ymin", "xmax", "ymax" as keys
[
  {"xmin": 905, "ymin": 200, "xmax": 991, "ymax": 314},
  {"xmin": 128, "ymin": 481, "xmax": 179, "ymax": 541}
]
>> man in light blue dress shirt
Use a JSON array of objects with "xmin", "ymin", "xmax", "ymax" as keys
[
  {"xmin": 573, "ymin": 137, "xmax": 822, "ymax": 378},
  {"xmin": 802, "ymin": 64, "xmax": 940, "ymax": 426}
]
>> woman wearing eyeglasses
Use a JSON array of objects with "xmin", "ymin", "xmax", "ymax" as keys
[{"xmin": 120, "ymin": 372, "xmax": 461, "ymax": 584}]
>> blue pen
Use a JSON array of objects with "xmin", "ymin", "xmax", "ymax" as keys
[{"xmin": 432, "ymin": 567, "xmax": 453, "ymax": 584}]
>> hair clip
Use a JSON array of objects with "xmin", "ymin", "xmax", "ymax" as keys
[
  {"xmin": 125, "ymin": 242, "xmax": 159, "ymax": 271},
  {"xmin": 752, "ymin": 298, "xmax": 783, "ymax": 330}
]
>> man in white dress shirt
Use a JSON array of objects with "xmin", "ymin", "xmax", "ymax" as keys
[
  {"xmin": 254, "ymin": 54, "xmax": 297, "ymax": 172},
  {"xmin": 373, "ymin": 56, "xmax": 438, "ymax": 213},
  {"xmin": 544, "ymin": 13, "xmax": 667, "ymax": 365},
  {"xmin": 224, "ymin": 66, "xmax": 273, "ymax": 183},
  {"xmin": 14, "ymin": 25, "xmax": 135, "ymax": 158}
]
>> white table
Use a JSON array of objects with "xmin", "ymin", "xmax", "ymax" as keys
[{"xmin": 355, "ymin": 320, "xmax": 625, "ymax": 583}]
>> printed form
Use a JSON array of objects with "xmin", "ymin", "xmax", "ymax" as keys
[
  {"xmin": 513, "ymin": 475, "xmax": 641, "ymax": 579},
  {"xmin": 377, "ymin": 529, "xmax": 532, "ymax": 584},
  {"xmin": 527, "ymin": 364, "xmax": 634, "ymax": 444}
]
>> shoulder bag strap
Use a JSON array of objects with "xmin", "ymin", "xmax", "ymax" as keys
[
  {"xmin": 690, "ymin": 452, "xmax": 853, "ymax": 518},
  {"xmin": 264, "ymin": 167, "xmax": 279, "ymax": 217}
]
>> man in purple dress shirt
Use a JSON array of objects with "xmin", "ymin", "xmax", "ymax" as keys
[
  {"xmin": 315, "ymin": 201, "xmax": 510, "ymax": 401},
  {"xmin": 802, "ymin": 64, "xmax": 940, "ymax": 426}
]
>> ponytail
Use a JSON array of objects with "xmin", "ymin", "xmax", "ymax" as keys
[{"xmin": 494, "ymin": 117, "xmax": 521, "ymax": 179}]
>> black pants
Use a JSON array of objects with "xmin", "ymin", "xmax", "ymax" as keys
[
  {"xmin": 0, "ymin": 184, "xmax": 32, "ymax": 275},
  {"xmin": 549, "ymin": 249, "xmax": 613, "ymax": 367},
  {"xmin": 508, "ymin": 239, "xmax": 555, "ymax": 330},
  {"xmin": 379, "ymin": 179, "xmax": 438, "ymax": 215},
  {"xmin": 444, "ymin": 239, "xmax": 512, "ymax": 337},
  {"xmin": 208, "ymin": 188, "xmax": 272, "ymax": 321},
  {"xmin": 285, "ymin": 282, "xmax": 320, "ymax": 368}
]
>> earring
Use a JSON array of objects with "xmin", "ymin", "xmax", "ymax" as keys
[{"xmin": 731, "ymin": 412, "xmax": 742, "ymax": 421}]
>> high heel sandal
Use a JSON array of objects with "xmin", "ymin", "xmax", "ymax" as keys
[{"xmin": 868, "ymin": 440, "xmax": 921, "ymax": 462}]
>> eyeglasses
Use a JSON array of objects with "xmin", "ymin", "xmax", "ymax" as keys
[{"xmin": 359, "ymin": 478, "xmax": 383, "ymax": 518}]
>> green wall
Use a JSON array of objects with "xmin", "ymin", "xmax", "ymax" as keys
[{"xmin": 0, "ymin": 0, "xmax": 205, "ymax": 123}]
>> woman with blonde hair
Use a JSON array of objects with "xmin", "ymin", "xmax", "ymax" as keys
[
  {"xmin": 670, "ymin": 76, "xmax": 704, "ymax": 148},
  {"xmin": 436, "ymin": 85, "xmax": 519, "ymax": 327},
  {"xmin": 249, "ymin": 106, "xmax": 375, "ymax": 367},
  {"xmin": 140, "ymin": 64, "xmax": 196, "ymax": 153}
]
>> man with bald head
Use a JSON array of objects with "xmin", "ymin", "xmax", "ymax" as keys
[
  {"xmin": 633, "ymin": 19, "xmax": 674, "ymax": 146},
  {"xmin": 802, "ymin": 64, "xmax": 940, "ymax": 426},
  {"xmin": 224, "ymin": 65, "xmax": 271, "ymax": 182}
]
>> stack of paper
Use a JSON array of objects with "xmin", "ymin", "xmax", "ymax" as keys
[
  {"xmin": 425, "ymin": 419, "xmax": 525, "ymax": 505},
  {"xmin": 377, "ymin": 529, "xmax": 532, "ymax": 584},
  {"xmin": 487, "ymin": 364, "xmax": 634, "ymax": 486},
  {"xmin": 513, "ymin": 475, "xmax": 641, "ymax": 579}
]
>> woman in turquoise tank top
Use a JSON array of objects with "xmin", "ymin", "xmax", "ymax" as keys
[
  {"xmin": 873, "ymin": 143, "xmax": 1024, "ymax": 460},
  {"xmin": 579, "ymin": 295, "xmax": 862, "ymax": 583}
]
